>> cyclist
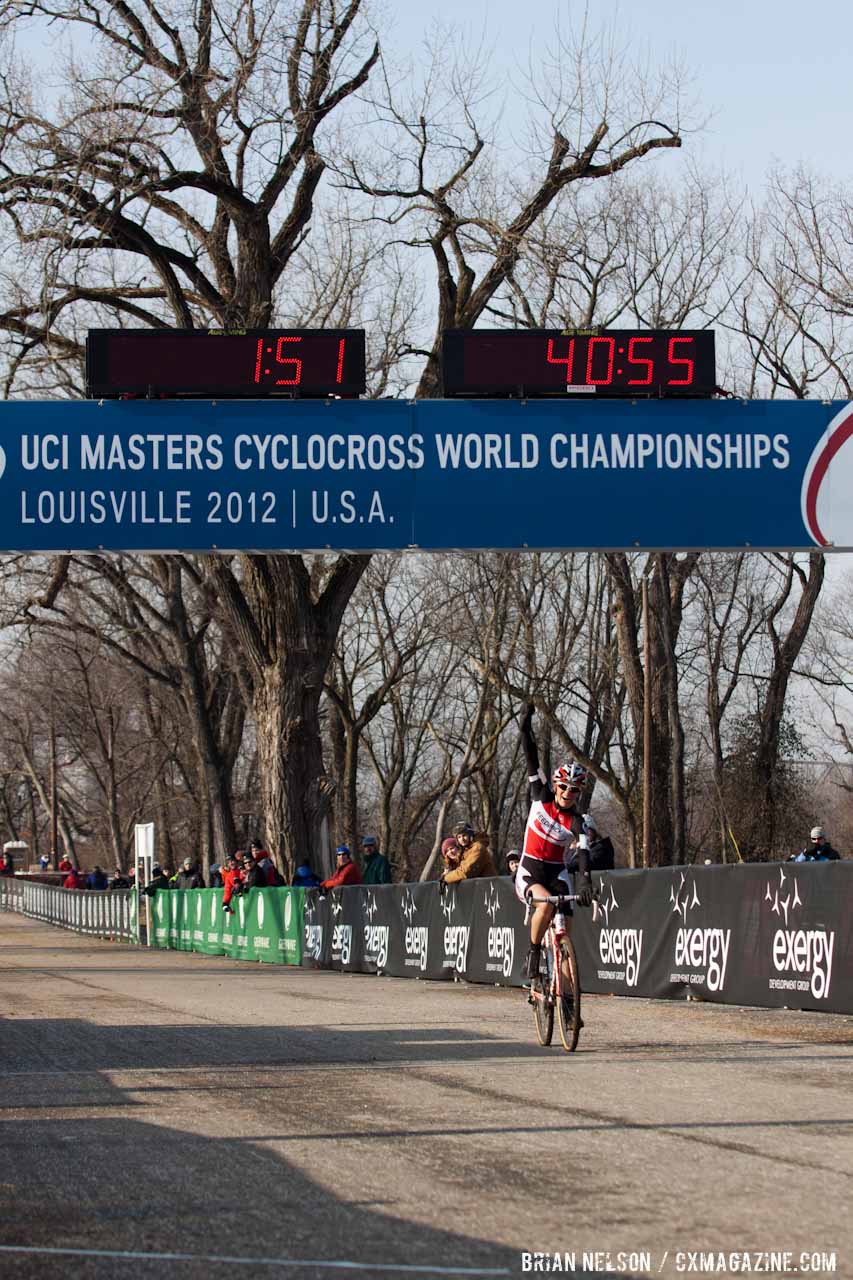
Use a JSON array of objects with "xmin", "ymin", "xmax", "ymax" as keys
[{"xmin": 516, "ymin": 704, "xmax": 594, "ymax": 980}]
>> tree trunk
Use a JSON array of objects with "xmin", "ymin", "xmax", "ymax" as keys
[
  {"xmin": 752, "ymin": 553, "xmax": 825, "ymax": 856},
  {"xmin": 254, "ymin": 654, "xmax": 330, "ymax": 882},
  {"xmin": 606, "ymin": 552, "xmax": 697, "ymax": 866},
  {"xmin": 207, "ymin": 553, "xmax": 369, "ymax": 883}
]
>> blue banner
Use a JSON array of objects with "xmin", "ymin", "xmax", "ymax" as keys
[{"xmin": 1, "ymin": 397, "xmax": 851, "ymax": 551}]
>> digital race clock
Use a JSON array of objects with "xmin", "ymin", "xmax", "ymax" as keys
[
  {"xmin": 86, "ymin": 328, "xmax": 366, "ymax": 398},
  {"xmin": 440, "ymin": 329, "xmax": 716, "ymax": 398}
]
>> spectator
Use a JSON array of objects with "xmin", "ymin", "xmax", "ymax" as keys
[
  {"xmin": 86, "ymin": 865, "xmax": 109, "ymax": 891},
  {"xmin": 242, "ymin": 856, "xmax": 268, "ymax": 891},
  {"xmin": 361, "ymin": 835, "xmax": 392, "ymax": 885},
  {"xmin": 441, "ymin": 823, "xmax": 497, "ymax": 884},
  {"xmin": 504, "ymin": 849, "xmax": 521, "ymax": 879},
  {"xmin": 441, "ymin": 836, "xmax": 461, "ymax": 878},
  {"xmin": 142, "ymin": 865, "xmax": 172, "ymax": 897},
  {"xmin": 564, "ymin": 816, "xmax": 615, "ymax": 873},
  {"xmin": 175, "ymin": 858, "xmax": 205, "ymax": 890},
  {"xmin": 321, "ymin": 845, "xmax": 362, "ymax": 890},
  {"xmin": 0, "ymin": 850, "xmax": 14, "ymax": 876},
  {"xmin": 58, "ymin": 855, "xmax": 73, "ymax": 873},
  {"xmin": 249, "ymin": 836, "xmax": 271, "ymax": 861},
  {"xmin": 39, "ymin": 853, "xmax": 51, "ymax": 872},
  {"xmin": 109, "ymin": 867, "xmax": 131, "ymax": 890},
  {"xmin": 292, "ymin": 859, "xmax": 321, "ymax": 889},
  {"xmin": 208, "ymin": 862, "xmax": 223, "ymax": 888},
  {"xmin": 250, "ymin": 840, "xmax": 285, "ymax": 887},
  {"xmin": 789, "ymin": 826, "xmax": 842, "ymax": 863},
  {"xmin": 62, "ymin": 866, "xmax": 83, "ymax": 890},
  {"xmin": 221, "ymin": 855, "xmax": 245, "ymax": 913}
]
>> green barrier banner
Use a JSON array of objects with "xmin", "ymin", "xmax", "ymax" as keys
[
  {"xmin": 197, "ymin": 889, "xmax": 225, "ymax": 955},
  {"xmin": 221, "ymin": 893, "xmax": 237, "ymax": 956},
  {"xmin": 148, "ymin": 886, "xmax": 303, "ymax": 965},
  {"xmin": 178, "ymin": 890, "xmax": 193, "ymax": 952},
  {"xmin": 245, "ymin": 886, "xmax": 304, "ymax": 964},
  {"xmin": 247, "ymin": 887, "xmax": 277, "ymax": 962},
  {"xmin": 277, "ymin": 887, "xmax": 303, "ymax": 966},
  {"xmin": 168, "ymin": 890, "xmax": 179, "ymax": 947},
  {"xmin": 227, "ymin": 891, "xmax": 251, "ymax": 961},
  {"xmin": 152, "ymin": 890, "xmax": 169, "ymax": 947}
]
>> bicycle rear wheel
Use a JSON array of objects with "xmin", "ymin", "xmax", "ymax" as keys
[
  {"xmin": 531, "ymin": 946, "xmax": 554, "ymax": 1046},
  {"xmin": 557, "ymin": 936, "xmax": 582, "ymax": 1052}
]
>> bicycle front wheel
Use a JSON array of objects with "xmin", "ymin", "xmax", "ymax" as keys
[
  {"xmin": 557, "ymin": 936, "xmax": 582, "ymax": 1052},
  {"xmin": 532, "ymin": 947, "xmax": 554, "ymax": 1047}
]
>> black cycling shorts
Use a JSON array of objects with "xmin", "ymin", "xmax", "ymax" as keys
[{"xmin": 514, "ymin": 854, "xmax": 573, "ymax": 913}]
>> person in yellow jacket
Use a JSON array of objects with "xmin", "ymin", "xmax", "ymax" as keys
[{"xmin": 440, "ymin": 823, "xmax": 497, "ymax": 883}]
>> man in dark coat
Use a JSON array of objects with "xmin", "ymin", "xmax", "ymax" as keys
[{"xmin": 361, "ymin": 835, "xmax": 392, "ymax": 885}]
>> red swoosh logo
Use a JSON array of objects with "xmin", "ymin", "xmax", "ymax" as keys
[{"xmin": 804, "ymin": 407, "xmax": 853, "ymax": 544}]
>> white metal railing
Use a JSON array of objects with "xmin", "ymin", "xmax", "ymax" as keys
[
  {"xmin": 0, "ymin": 877, "xmax": 24, "ymax": 913},
  {"xmin": 0, "ymin": 879, "xmax": 138, "ymax": 943}
]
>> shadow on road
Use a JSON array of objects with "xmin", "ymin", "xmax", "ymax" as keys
[
  {"xmin": 0, "ymin": 1113, "xmax": 525, "ymax": 1279},
  {"xmin": 1, "ymin": 1018, "xmax": 555, "ymax": 1073}
]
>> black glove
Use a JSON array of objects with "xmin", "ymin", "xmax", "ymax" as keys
[
  {"xmin": 576, "ymin": 878, "xmax": 593, "ymax": 908},
  {"xmin": 520, "ymin": 703, "xmax": 534, "ymax": 732}
]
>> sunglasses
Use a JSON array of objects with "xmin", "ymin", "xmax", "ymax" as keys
[{"xmin": 554, "ymin": 783, "xmax": 579, "ymax": 794}]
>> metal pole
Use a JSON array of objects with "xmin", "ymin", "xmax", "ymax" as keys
[
  {"xmin": 49, "ymin": 705, "xmax": 59, "ymax": 869},
  {"xmin": 642, "ymin": 575, "xmax": 652, "ymax": 869}
]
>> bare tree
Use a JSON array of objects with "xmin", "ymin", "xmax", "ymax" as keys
[
  {"xmin": 340, "ymin": 19, "xmax": 686, "ymax": 396},
  {"xmin": 747, "ymin": 552, "xmax": 826, "ymax": 857},
  {"xmin": 4, "ymin": 553, "xmax": 247, "ymax": 871},
  {"xmin": 324, "ymin": 554, "xmax": 428, "ymax": 855},
  {"xmin": 0, "ymin": 0, "xmax": 385, "ymax": 875},
  {"xmin": 492, "ymin": 165, "xmax": 739, "ymax": 333},
  {"xmin": 722, "ymin": 170, "xmax": 853, "ymax": 399}
]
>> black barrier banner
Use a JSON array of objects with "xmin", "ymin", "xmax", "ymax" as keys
[
  {"xmin": 468, "ymin": 876, "xmax": 527, "ymax": 986},
  {"xmin": 302, "ymin": 889, "xmax": 332, "ymax": 967},
  {"xmin": 385, "ymin": 882, "xmax": 448, "ymax": 980},
  {"xmin": 571, "ymin": 863, "xmax": 853, "ymax": 1014},
  {"xmin": 301, "ymin": 865, "xmax": 853, "ymax": 1015},
  {"xmin": 571, "ymin": 870, "xmax": 655, "ymax": 997},
  {"xmin": 735, "ymin": 863, "xmax": 852, "ymax": 1013}
]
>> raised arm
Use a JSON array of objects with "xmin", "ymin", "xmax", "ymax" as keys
[{"xmin": 520, "ymin": 704, "xmax": 547, "ymax": 798}]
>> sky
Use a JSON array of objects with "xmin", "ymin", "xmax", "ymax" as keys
[{"xmin": 388, "ymin": 0, "xmax": 853, "ymax": 187}]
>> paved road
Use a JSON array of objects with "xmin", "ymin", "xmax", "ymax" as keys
[{"xmin": 1, "ymin": 912, "xmax": 851, "ymax": 1280}]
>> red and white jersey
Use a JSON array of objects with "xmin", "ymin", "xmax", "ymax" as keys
[{"xmin": 523, "ymin": 773, "xmax": 584, "ymax": 864}]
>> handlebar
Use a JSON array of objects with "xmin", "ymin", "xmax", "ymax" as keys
[{"xmin": 524, "ymin": 889, "xmax": 600, "ymax": 907}]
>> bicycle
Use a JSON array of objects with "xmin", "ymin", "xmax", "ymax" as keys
[{"xmin": 524, "ymin": 891, "xmax": 588, "ymax": 1053}]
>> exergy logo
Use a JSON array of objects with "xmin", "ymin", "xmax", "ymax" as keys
[
  {"xmin": 765, "ymin": 866, "xmax": 834, "ymax": 1000},
  {"xmin": 402, "ymin": 888, "xmax": 429, "ymax": 972},
  {"xmin": 669, "ymin": 872, "xmax": 731, "ymax": 993},
  {"xmin": 483, "ymin": 881, "xmax": 515, "ymax": 978},
  {"xmin": 303, "ymin": 892, "xmax": 323, "ymax": 961},
  {"xmin": 592, "ymin": 878, "xmax": 643, "ymax": 988},
  {"xmin": 330, "ymin": 892, "xmax": 352, "ymax": 965},
  {"xmin": 363, "ymin": 891, "xmax": 389, "ymax": 969},
  {"xmin": 441, "ymin": 886, "xmax": 470, "ymax": 974}
]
